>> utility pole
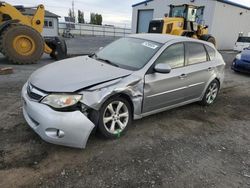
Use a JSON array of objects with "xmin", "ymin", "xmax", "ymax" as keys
[{"xmin": 72, "ymin": 0, "xmax": 75, "ymax": 19}]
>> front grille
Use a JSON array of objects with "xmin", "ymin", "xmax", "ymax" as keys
[
  {"xmin": 27, "ymin": 89, "xmax": 42, "ymax": 100},
  {"xmin": 148, "ymin": 20, "xmax": 164, "ymax": 33},
  {"xmin": 27, "ymin": 84, "xmax": 46, "ymax": 101}
]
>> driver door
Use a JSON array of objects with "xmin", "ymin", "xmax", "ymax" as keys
[{"xmin": 143, "ymin": 43, "xmax": 189, "ymax": 113}]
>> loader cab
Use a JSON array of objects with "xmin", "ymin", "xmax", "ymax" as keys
[
  {"xmin": 169, "ymin": 4, "xmax": 204, "ymax": 31},
  {"xmin": 148, "ymin": 4, "xmax": 205, "ymax": 34},
  {"xmin": 148, "ymin": 4, "xmax": 215, "ymax": 46},
  {"xmin": 169, "ymin": 4, "xmax": 200, "ymax": 22}
]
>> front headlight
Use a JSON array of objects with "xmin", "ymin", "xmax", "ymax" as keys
[
  {"xmin": 236, "ymin": 54, "xmax": 241, "ymax": 60},
  {"xmin": 41, "ymin": 94, "xmax": 82, "ymax": 109}
]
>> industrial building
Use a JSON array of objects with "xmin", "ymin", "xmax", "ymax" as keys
[
  {"xmin": 22, "ymin": 8, "xmax": 60, "ymax": 37},
  {"xmin": 131, "ymin": 0, "xmax": 250, "ymax": 49}
]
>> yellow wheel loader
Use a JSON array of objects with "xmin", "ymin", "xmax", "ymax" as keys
[
  {"xmin": 148, "ymin": 4, "xmax": 216, "ymax": 46},
  {"xmin": 0, "ymin": 2, "xmax": 67, "ymax": 64}
]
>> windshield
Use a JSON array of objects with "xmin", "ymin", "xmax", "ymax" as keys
[
  {"xmin": 170, "ymin": 6, "xmax": 186, "ymax": 17},
  {"xmin": 237, "ymin": 37, "xmax": 250, "ymax": 43},
  {"xmin": 94, "ymin": 37, "xmax": 162, "ymax": 70}
]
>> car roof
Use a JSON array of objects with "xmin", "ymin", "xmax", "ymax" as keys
[{"xmin": 128, "ymin": 33, "xmax": 213, "ymax": 47}]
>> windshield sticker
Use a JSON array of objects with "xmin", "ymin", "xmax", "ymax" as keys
[{"xmin": 142, "ymin": 42, "xmax": 158, "ymax": 49}]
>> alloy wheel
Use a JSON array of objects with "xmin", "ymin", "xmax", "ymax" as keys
[
  {"xmin": 206, "ymin": 82, "xmax": 218, "ymax": 104},
  {"xmin": 103, "ymin": 101, "xmax": 129, "ymax": 134}
]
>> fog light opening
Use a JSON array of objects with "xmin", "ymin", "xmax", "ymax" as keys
[
  {"xmin": 46, "ymin": 128, "xmax": 65, "ymax": 138},
  {"xmin": 57, "ymin": 129, "xmax": 65, "ymax": 138}
]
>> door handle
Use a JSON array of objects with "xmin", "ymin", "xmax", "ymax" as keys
[
  {"xmin": 208, "ymin": 67, "xmax": 214, "ymax": 71},
  {"xmin": 179, "ymin": 74, "xmax": 187, "ymax": 79}
]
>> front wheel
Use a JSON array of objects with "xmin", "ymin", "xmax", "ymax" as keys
[
  {"xmin": 200, "ymin": 80, "xmax": 220, "ymax": 106},
  {"xmin": 97, "ymin": 97, "xmax": 132, "ymax": 139},
  {"xmin": 0, "ymin": 24, "xmax": 44, "ymax": 64}
]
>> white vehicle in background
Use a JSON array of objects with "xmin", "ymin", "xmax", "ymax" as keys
[{"xmin": 234, "ymin": 36, "xmax": 250, "ymax": 52}]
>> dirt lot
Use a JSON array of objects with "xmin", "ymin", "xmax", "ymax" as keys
[{"xmin": 0, "ymin": 41, "xmax": 250, "ymax": 187}]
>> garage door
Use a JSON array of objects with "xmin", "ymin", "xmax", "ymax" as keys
[{"xmin": 137, "ymin": 9, "xmax": 154, "ymax": 33}]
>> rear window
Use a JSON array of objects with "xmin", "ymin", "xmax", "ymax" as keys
[
  {"xmin": 237, "ymin": 37, "xmax": 250, "ymax": 43},
  {"xmin": 205, "ymin": 45, "xmax": 216, "ymax": 61},
  {"xmin": 186, "ymin": 43, "xmax": 207, "ymax": 65}
]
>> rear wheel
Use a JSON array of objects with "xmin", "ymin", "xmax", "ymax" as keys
[
  {"xmin": 207, "ymin": 37, "xmax": 216, "ymax": 46},
  {"xmin": 46, "ymin": 37, "xmax": 67, "ymax": 60},
  {"xmin": 97, "ymin": 96, "xmax": 132, "ymax": 139},
  {"xmin": 200, "ymin": 80, "xmax": 220, "ymax": 106},
  {"xmin": 0, "ymin": 24, "xmax": 44, "ymax": 64},
  {"xmin": 200, "ymin": 35, "xmax": 216, "ymax": 46}
]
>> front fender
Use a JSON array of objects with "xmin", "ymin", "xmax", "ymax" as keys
[
  {"xmin": 79, "ymin": 75, "xmax": 144, "ymax": 119},
  {"xmin": 0, "ymin": 19, "xmax": 19, "ymax": 34}
]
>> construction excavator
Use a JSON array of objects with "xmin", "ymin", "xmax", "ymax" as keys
[
  {"xmin": 148, "ymin": 4, "xmax": 216, "ymax": 46},
  {"xmin": 0, "ymin": 2, "xmax": 67, "ymax": 64}
]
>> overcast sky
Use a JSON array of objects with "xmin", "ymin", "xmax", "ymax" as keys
[{"xmin": 6, "ymin": 0, "xmax": 250, "ymax": 28}]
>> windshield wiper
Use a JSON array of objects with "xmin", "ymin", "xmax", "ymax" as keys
[
  {"xmin": 88, "ymin": 53, "xmax": 96, "ymax": 58},
  {"xmin": 96, "ymin": 57, "xmax": 119, "ymax": 67},
  {"xmin": 89, "ymin": 53, "xmax": 119, "ymax": 67}
]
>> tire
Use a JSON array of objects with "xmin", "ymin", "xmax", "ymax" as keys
[
  {"xmin": 56, "ymin": 38, "xmax": 67, "ymax": 60},
  {"xmin": 48, "ymin": 44, "xmax": 57, "ymax": 59},
  {"xmin": 207, "ymin": 36, "xmax": 216, "ymax": 46},
  {"xmin": 200, "ymin": 80, "xmax": 220, "ymax": 106},
  {"xmin": 96, "ymin": 96, "xmax": 132, "ymax": 139},
  {"xmin": 50, "ymin": 51, "xmax": 56, "ymax": 59},
  {"xmin": 0, "ymin": 24, "xmax": 44, "ymax": 64},
  {"xmin": 200, "ymin": 35, "xmax": 216, "ymax": 46},
  {"xmin": 47, "ymin": 37, "xmax": 67, "ymax": 60}
]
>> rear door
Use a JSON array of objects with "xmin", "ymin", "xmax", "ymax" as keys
[
  {"xmin": 137, "ymin": 10, "xmax": 154, "ymax": 33},
  {"xmin": 183, "ymin": 42, "xmax": 214, "ymax": 100}
]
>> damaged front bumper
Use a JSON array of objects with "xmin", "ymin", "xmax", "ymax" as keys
[{"xmin": 21, "ymin": 83, "xmax": 95, "ymax": 149}]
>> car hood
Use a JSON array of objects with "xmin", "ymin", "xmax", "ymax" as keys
[
  {"xmin": 29, "ymin": 56, "xmax": 133, "ymax": 92},
  {"xmin": 241, "ymin": 50, "xmax": 250, "ymax": 62}
]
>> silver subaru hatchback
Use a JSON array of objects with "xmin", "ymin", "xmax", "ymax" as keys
[{"xmin": 22, "ymin": 34, "xmax": 225, "ymax": 148}]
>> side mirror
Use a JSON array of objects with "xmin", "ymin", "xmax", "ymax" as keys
[{"xmin": 154, "ymin": 63, "xmax": 171, "ymax": 74}]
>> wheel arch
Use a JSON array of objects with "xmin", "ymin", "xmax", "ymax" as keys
[
  {"xmin": 200, "ymin": 77, "xmax": 221, "ymax": 101},
  {"xmin": 0, "ymin": 19, "xmax": 19, "ymax": 34},
  {"xmin": 107, "ymin": 93, "xmax": 135, "ymax": 118},
  {"xmin": 214, "ymin": 77, "xmax": 221, "ymax": 89},
  {"xmin": 87, "ymin": 92, "xmax": 136, "ymax": 127}
]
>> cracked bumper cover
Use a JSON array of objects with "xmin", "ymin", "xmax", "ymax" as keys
[{"xmin": 21, "ymin": 84, "xmax": 95, "ymax": 149}]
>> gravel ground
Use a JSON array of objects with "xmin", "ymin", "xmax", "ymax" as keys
[{"xmin": 0, "ymin": 37, "xmax": 250, "ymax": 188}]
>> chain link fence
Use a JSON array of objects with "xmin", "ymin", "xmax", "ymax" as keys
[{"xmin": 59, "ymin": 23, "xmax": 131, "ymax": 37}]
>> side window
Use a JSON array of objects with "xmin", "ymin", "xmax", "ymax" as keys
[
  {"xmin": 49, "ymin": 21, "xmax": 53, "ymax": 27},
  {"xmin": 155, "ymin": 43, "xmax": 185, "ymax": 69},
  {"xmin": 205, "ymin": 45, "xmax": 216, "ymax": 61},
  {"xmin": 44, "ymin": 20, "xmax": 48, "ymax": 27},
  {"xmin": 186, "ymin": 43, "xmax": 207, "ymax": 65},
  {"xmin": 44, "ymin": 19, "xmax": 53, "ymax": 28}
]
